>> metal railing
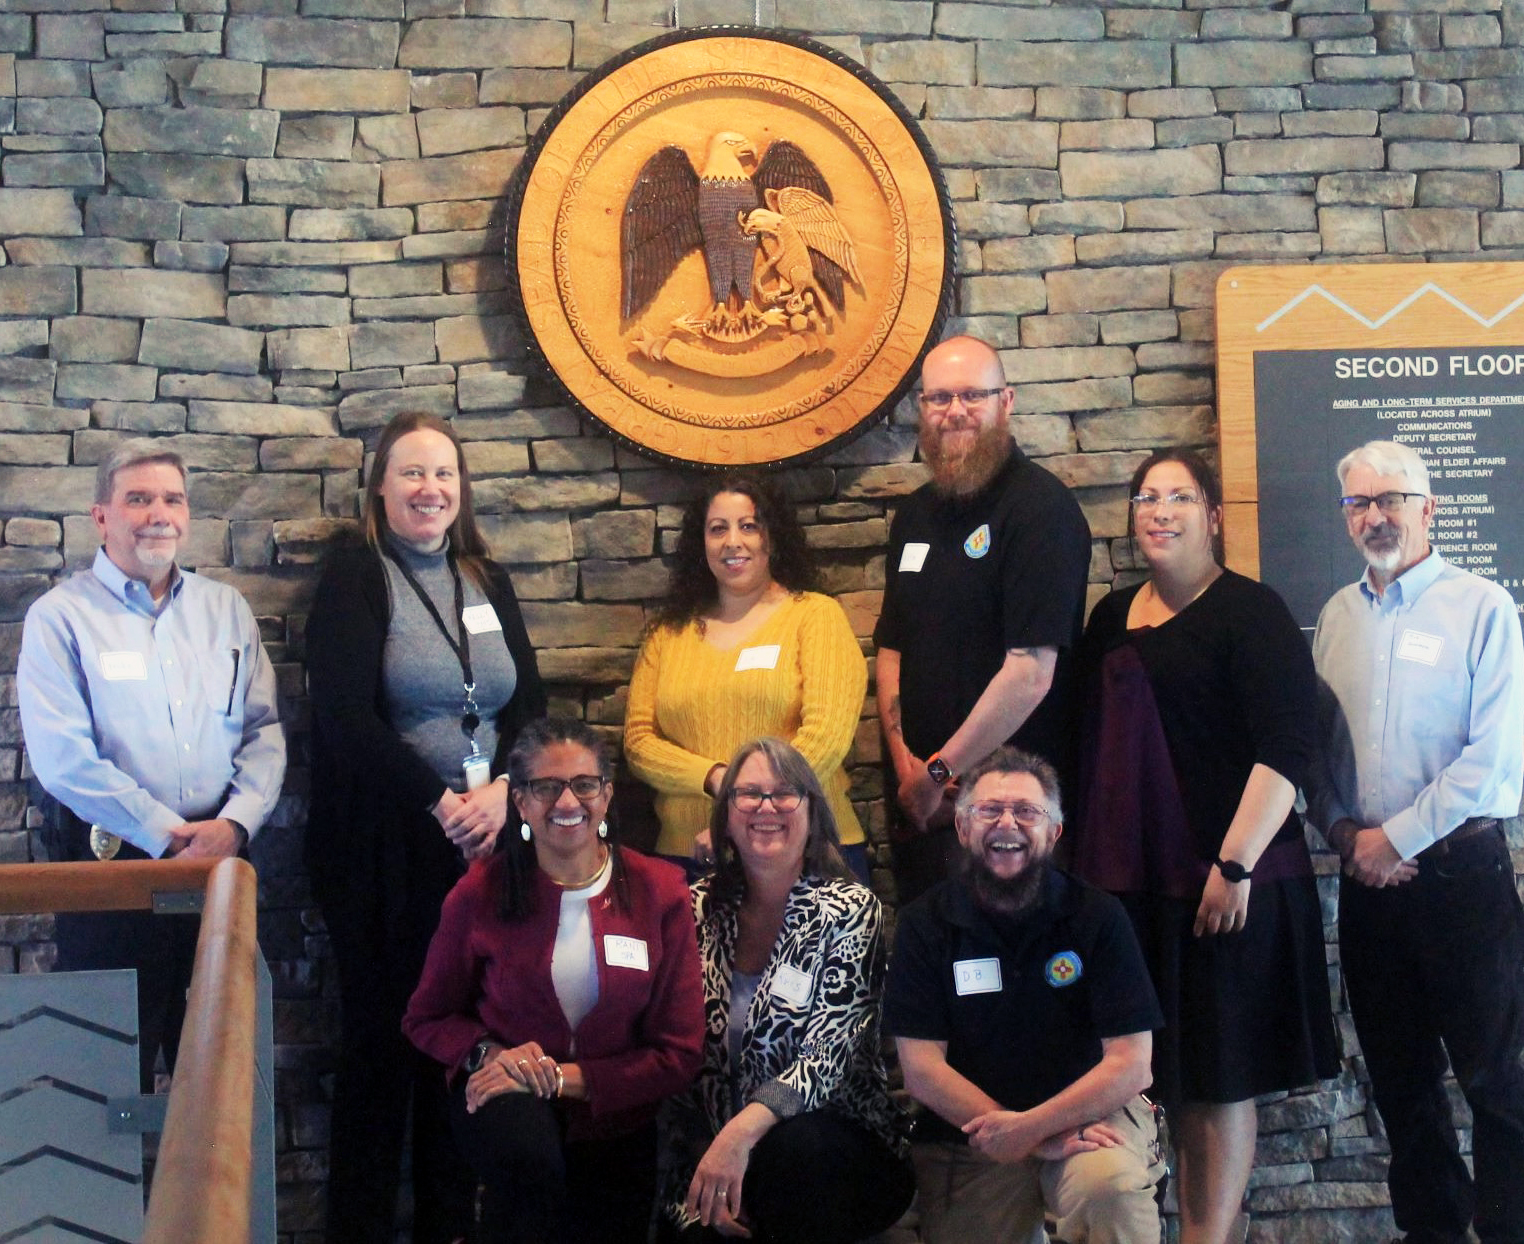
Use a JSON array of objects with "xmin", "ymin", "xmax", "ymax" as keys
[{"xmin": 0, "ymin": 856, "xmax": 273, "ymax": 1243}]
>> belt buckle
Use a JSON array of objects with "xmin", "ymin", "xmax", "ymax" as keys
[{"xmin": 88, "ymin": 824, "xmax": 121, "ymax": 860}]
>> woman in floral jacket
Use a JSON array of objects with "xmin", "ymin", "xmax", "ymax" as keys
[{"xmin": 661, "ymin": 737, "xmax": 914, "ymax": 1244}]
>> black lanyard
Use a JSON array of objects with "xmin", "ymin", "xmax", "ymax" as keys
[{"xmin": 386, "ymin": 547, "xmax": 473, "ymax": 692}]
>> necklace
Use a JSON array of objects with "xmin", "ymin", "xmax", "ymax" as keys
[{"xmin": 548, "ymin": 847, "xmax": 610, "ymax": 891}]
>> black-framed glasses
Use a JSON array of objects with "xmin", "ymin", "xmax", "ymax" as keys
[
  {"xmin": 1339, "ymin": 491, "xmax": 1426, "ymax": 519},
  {"xmin": 729, "ymin": 786, "xmax": 805, "ymax": 813},
  {"xmin": 965, "ymin": 801, "xmax": 1052, "ymax": 829},
  {"xmin": 1131, "ymin": 490, "xmax": 1204, "ymax": 511},
  {"xmin": 522, "ymin": 775, "xmax": 607, "ymax": 802},
  {"xmin": 917, "ymin": 387, "xmax": 1003, "ymax": 413}
]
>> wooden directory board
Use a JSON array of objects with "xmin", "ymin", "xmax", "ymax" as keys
[{"xmin": 1217, "ymin": 261, "xmax": 1524, "ymax": 630}]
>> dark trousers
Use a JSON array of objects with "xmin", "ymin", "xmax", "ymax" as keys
[
  {"xmin": 1340, "ymin": 827, "xmax": 1524, "ymax": 1244},
  {"xmin": 42, "ymin": 812, "xmax": 199, "ymax": 1094},
  {"xmin": 664, "ymin": 1112, "xmax": 915, "ymax": 1244},
  {"xmin": 322, "ymin": 828, "xmax": 473, "ymax": 1244},
  {"xmin": 449, "ymin": 1086, "xmax": 658, "ymax": 1244}
]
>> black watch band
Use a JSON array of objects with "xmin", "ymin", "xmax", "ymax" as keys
[
  {"xmin": 1214, "ymin": 857, "xmax": 1251, "ymax": 884},
  {"xmin": 465, "ymin": 1038, "xmax": 494, "ymax": 1074}
]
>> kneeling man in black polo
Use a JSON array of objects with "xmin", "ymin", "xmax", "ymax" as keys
[{"xmin": 884, "ymin": 746, "xmax": 1164, "ymax": 1243}]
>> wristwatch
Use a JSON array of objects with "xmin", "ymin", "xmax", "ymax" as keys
[
  {"xmin": 926, "ymin": 753, "xmax": 953, "ymax": 786},
  {"xmin": 464, "ymin": 1038, "xmax": 495, "ymax": 1074},
  {"xmin": 1214, "ymin": 857, "xmax": 1251, "ymax": 884}
]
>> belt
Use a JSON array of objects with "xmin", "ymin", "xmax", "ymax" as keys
[{"xmin": 1420, "ymin": 816, "xmax": 1502, "ymax": 858}]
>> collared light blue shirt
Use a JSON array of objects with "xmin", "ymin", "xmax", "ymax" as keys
[
  {"xmin": 18, "ymin": 548, "xmax": 286, "ymax": 858},
  {"xmin": 1309, "ymin": 550, "xmax": 1524, "ymax": 861}
]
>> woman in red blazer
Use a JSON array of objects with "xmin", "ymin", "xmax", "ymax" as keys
[{"xmin": 405, "ymin": 717, "xmax": 705, "ymax": 1244}]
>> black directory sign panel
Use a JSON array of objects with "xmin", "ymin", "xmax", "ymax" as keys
[
  {"xmin": 1216, "ymin": 262, "xmax": 1524, "ymax": 632},
  {"xmin": 1255, "ymin": 346, "xmax": 1524, "ymax": 630}
]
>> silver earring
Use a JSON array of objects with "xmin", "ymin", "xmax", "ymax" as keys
[
  {"xmin": 520, "ymin": 823, "xmax": 532, "ymax": 842},
  {"xmin": 598, "ymin": 821, "xmax": 609, "ymax": 840}
]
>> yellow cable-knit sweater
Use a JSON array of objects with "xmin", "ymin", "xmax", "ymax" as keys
[{"xmin": 625, "ymin": 591, "xmax": 868, "ymax": 856}]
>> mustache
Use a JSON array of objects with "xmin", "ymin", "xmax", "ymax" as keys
[
  {"xmin": 1362, "ymin": 523, "xmax": 1399, "ymax": 544},
  {"xmin": 135, "ymin": 524, "xmax": 180, "ymax": 538}
]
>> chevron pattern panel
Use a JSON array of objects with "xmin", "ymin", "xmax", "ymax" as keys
[{"xmin": 0, "ymin": 971, "xmax": 144, "ymax": 1243}]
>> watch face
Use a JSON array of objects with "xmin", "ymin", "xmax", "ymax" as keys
[{"xmin": 927, "ymin": 757, "xmax": 951, "ymax": 786}]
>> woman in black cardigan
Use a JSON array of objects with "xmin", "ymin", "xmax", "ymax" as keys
[{"xmin": 306, "ymin": 410, "xmax": 545, "ymax": 1244}]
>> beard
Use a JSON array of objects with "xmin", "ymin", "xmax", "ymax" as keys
[
  {"xmin": 922, "ymin": 419, "xmax": 1011, "ymax": 498},
  {"xmin": 963, "ymin": 848, "xmax": 1051, "ymax": 917},
  {"xmin": 1359, "ymin": 524, "xmax": 1403, "ymax": 575}
]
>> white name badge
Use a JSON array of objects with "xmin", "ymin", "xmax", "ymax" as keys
[
  {"xmin": 461, "ymin": 603, "xmax": 503, "ymax": 635},
  {"xmin": 734, "ymin": 644, "xmax": 781, "ymax": 672},
  {"xmin": 954, "ymin": 958, "xmax": 1003, "ymax": 996},
  {"xmin": 1397, "ymin": 629, "xmax": 1444, "ymax": 666},
  {"xmin": 899, "ymin": 542, "xmax": 930, "ymax": 573},
  {"xmin": 771, "ymin": 963, "xmax": 814, "ymax": 1006},
  {"xmin": 603, "ymin": 935, "xmax": 649, "ymax": 972},
  {"xmin": 99, "ymin": 650, "xmax": 147, "ymax": 681}
]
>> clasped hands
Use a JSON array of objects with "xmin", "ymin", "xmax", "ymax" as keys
[
  {"xmin": 463, "ymin": 1040, "xmax": 563, "ymax": 1114},
  {"xmin": 963, "ymin": 1108, "xmax": 1124, "ymax": 1164},
  {"xmin": 1328, "ymin": 818, "xmax": 1417, "ymax": 888},
  {"xmin": 433, "ymin": 779, "xmax": 509, "ymax": 860}
]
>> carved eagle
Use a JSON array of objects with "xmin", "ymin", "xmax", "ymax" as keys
[{"xmin": 620, "ymin": 132, "xmax": 854, "ymax": 321}]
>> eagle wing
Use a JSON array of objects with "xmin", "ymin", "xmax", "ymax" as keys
[
  {"xmin": 769, "ymin": 186, "xmax": 862, "ymax": 287},
  {"xmin": 753, "ymin": 143, "xmax": 857, "ymax": 312},
  {"xmin": 621, "ymin": 146, "xmax": 703, "ymax": 320}
]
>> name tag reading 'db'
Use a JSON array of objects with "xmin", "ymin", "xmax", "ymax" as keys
[
  {"xmin": 100, "ymin": 650, "xmax": 148, "ymax": 681},
  {"xmin": 1397, "ymin": 629, "xmax": 1444, "ymax": 666},
  {"xmin": 735, "ymin": 644, "xmax": 781, "ymax": 672},
  {"xmin": 604, "ymin": 935, "xmax": 649, "ymax": 971},
  {"xmin": 461, "ymin": 604, "xmax": 503, "ymax": 635},
  {"xmin": 954, "ymin": 958, "xmax": 1002, "ymax": 996},
  {"xmin": 899, "ymin": 543, "xmax": 930, "ymax": 573}
]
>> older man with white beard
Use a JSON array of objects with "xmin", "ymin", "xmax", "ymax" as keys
[
  {"xmin": 874, "ymin": 335, "xmax": 1090, "ymax": 903},
  {"xmin": 1310, "ymin": 439, "xmax": 1524, "ymax": 1244},
  {"xmin": 884, "ymin": 747, "xmax": 1165, "ymax": 1243},
  {"xmin": 19, "ymin": 439, "xmax": 284, "ymax": 1090}
]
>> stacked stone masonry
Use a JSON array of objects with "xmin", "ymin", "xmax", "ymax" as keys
[{"xmin": 0, "ymin": 0, "xmax": 1517, "ymax": 1237}]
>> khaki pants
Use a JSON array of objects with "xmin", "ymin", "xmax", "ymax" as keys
[{"xmin": 912, "ymin": 1096, "xmax": 1164, "ymax": 1244}]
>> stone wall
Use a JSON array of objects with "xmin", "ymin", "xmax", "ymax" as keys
[{"xmin": 1, "ymin": 0, "xmax": 1519, "ymax": 1237}]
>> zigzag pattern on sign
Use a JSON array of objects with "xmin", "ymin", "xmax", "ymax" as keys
[
  {"xmin": 0, "ymin": 1215, "xmax": 136, "ymax": 1244},
  {"xmin": 0, "ymin": 1152, "xmax": 142, "ymax": 1242},
  {"xmin": 1256, "ymin": 282, "xmax": 1524, "ymax": 333},
  {"xmin": 0, "ymin": 1084, "xmax": 141, "ymax": 1170},
  {"xmin": 0, "ymin": 1008, "xmax": 136, "ymax": 1043},
  {"xmin": 0, "ymin": 1020, "xmax": 138, "ymax": 1100},
  {"xmin": 0, "ymin": 1146, "xmax": 137, "ymax": 1183}
]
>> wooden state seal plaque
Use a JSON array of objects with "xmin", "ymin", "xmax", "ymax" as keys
[{"xmin": 505, "ymin": 26, "xmax": 955, "ymax": 467}]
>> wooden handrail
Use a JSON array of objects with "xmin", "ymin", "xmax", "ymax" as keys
[
  {"xmin": 0, "ymin": 858, "xmax": 217, "ymax": 914},
  {"xmin": 145, "ymin": 856, "xmax": 259, "ymax": 1244}
]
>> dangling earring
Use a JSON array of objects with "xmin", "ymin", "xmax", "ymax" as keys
[
  {"xmin": 520, "ymin": 823, "xmax": 532, "ymax": 842},
  {"xmin": 597, "ymin": 821, "xmax": 609, "ymax": 840}
]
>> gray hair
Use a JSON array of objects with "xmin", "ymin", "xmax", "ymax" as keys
[
  {"xmin": 94, "ymin": 438, "xmax": 187, "ymax": 505},
  {"xmin": 1336, "ymin": 440, "xmax": 1430, "ymax": 496},
  {"xmin": 954, "ymin": 746, "xmax": 1063, "ymax": 824}
]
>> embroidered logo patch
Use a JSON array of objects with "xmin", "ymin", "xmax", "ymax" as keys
[
  {"xmin": 963, "ymin": 523, "xmax": 990, "ymax": 559},
  {"xmin": 1044, "ymin": 951, "xmax": 1082, "ymax": 988}
]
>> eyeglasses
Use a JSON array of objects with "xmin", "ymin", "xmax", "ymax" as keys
[
  {"xmin": 965, "ymin": 801, "xmax": 1052, "ymax": 829},
  {"xmin": 521, "ymin": 775, "xmax": 607, "ymax": 803},
  {"xmin": 1339, "ymin": 491, "xmax": 1426, "ymax": 519},
  {"xmin": 917, "ymin": 387, "xmax": 1003, "ymax": 413},
  {"xmin": 1131, "ymin": 491, "xmax": 1204, "ymax": 511},
  {"xmin": 729, "ymin": 786, "xmax": 805, "ymax": 813}
]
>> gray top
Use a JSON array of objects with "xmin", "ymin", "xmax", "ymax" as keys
[{"xmin": 381, "ymin": 539, "xmax": 517, "ymax": 790}]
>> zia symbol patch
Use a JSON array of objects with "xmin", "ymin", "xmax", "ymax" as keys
[
  {"xmin": 1044, "ymin": 951, "xmax": 1083, "ymax": 988},
  {"xmin": 963, "ymin": 523, "xmax": 991, "ymax": 559}
]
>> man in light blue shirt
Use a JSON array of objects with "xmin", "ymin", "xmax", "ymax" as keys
[
  {"xmin": 1310, "ymin": 439, "xmax": 1524, "ymax": 1244},
  {"xmin": 19, "ymin": 439, "xmax": 285, "ymax": 1088}
]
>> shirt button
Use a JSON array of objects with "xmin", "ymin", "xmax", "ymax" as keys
[
  {"xmin": 174, "ymin": 699, "xmax": 182, "ymax": 707},
  {"xmin": 184, "ymin": 744, "xmax": 190, "ymax": 751}
]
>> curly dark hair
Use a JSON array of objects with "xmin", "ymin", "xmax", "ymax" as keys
[{"xmin": 647, "ymin": 473, "xmax": 817, "ymax": 635}]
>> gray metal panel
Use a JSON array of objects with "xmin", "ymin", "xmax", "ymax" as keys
[{"xmin": 0, "ymin": 970, "xmax": 144, "ymax": 1242}]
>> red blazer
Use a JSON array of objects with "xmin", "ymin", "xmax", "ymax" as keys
[{"xmin": 403, "ymin": 848, "xmax": 704, "ymax": 1140}]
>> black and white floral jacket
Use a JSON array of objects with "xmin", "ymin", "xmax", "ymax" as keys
[{"xmin": 662, "ymin": 873, "xmax": 909, "ymax": 1226}]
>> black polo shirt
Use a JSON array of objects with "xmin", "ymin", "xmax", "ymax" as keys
[
  {"xmin": 873, "ymin": 447, "xmax": 1090, "ymax": 775},
  {"xmin": 884, "ymin": 869, "xmax": 1161, "ymax": 1138}
]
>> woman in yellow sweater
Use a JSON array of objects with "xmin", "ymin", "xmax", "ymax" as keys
[{"xmin": 625, "ymin": 474, "xmax": 871, "ymax": 881}]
